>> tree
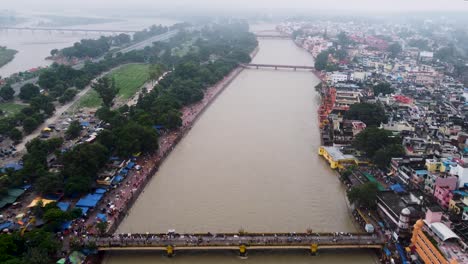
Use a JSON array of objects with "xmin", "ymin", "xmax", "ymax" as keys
[
  {"xmin": 314, "ymin": 51, "xmax": 329, "ymax": 71},
  {"xmin": 0, "ymin": 84, "xmax": 15, "ymax": 101},
  {"xmin": 66, "ymin": 120, "xmax": 81, "ymax": 139},
  {"xmin": 58, "ymin": 88, "xmax": 77, "ymax": 104},
  {"xmin": 347, "ymin": 182, "xmax": 379, "ymax": 208},
  {"xmin": 387, "ymin": 42, "xmax": 402, "ymax": 58},
  {"xmin": 8, "ymin": 128, "xmax": 22, "ymax": 142},
  {"xmin": 344, "ymin": 103, "xmax": 387, "ymax": 127},
  {"xmin": 92, "ymin": 77, "xmax": 119, "ymax": 107},
  {"xmin": 22, "ymin": 117, "xmax": 39, "ymax": 134},
  {"xmin": 353, "ymin": 127, "xmax": 401, "ymax": 157},
  {"xmin": 19, "ymin": 83, "xmax": 40, "ymax": 101},
  {"xmin": 96, "ymin": 221, "xmax": 108, "ymax": 236},
  {"xmin": 36, "ymin": 173, "xmax": 63, "ymax": 194},
  {"xmin": 373, "ymin": 82, "xmax": 393, "ymax": 96},
  {"xmin": 114, "ymin": 121, "xmax": 159, "ymax": 157},
  {"xmin": 337, "ymin": 31, "xmax": 350, "ymax": 47},
  {"xmin": 373, "ymin": 144, "xmax": 405, "ymax": 169},
  {"xmin": 50, "ymin": 49, "xmax": 58, "ymax": 57}
]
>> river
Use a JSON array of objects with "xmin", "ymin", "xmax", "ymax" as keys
[
  {"xmin": 0, "ymin": 17, "xmax": 177, "ymax": 77},
  {"xmin": 104, "ymin": 35, "xmax": 375, "ymax": 263}
]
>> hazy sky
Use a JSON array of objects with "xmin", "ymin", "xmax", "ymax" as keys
[{"xmin": 3, "ymin": 0, "xmax": 468, "ymax": 13}]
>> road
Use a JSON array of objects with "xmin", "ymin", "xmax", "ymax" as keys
[
  {"xmin": 15, "ymin": 64, "xmax": 127, "ymax": 152},
  {"xmin": 9, "ymin": 30, "xmax": 179, "ymax": 95},
  {"xmin": 118, "ymin": 30, "xmax": 178, "ymax": 53}
]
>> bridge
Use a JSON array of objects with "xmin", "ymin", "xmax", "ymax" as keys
[
  {"xmin": 241, "ymin": 63, "xmax": 315, "ymax": 71},
  {"xmin": 255, "ymin": 34, "xmax": 290, "ymax": 39},
  {"xmin": 0, "ymin": 26, "xmax": 137, "ymax": 34},
  {"xmin": 83, "ymin": 232, "xmax": 384, "ymax": 256}
]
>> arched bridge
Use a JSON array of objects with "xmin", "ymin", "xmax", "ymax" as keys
[
  {"xmin": 83, "ymin": 232, "xmax": 384, "ymax": 256},
  {"xmin": 0, "ymin": 26, "xmax": 137, "ymax": 34},
  {"xmin": 241, "ymin": 63, "xmax": 315, "ymax": 71}
]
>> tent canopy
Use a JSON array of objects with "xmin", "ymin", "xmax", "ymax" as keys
[
  {"xmin": 57, "ymin": 202, "xmax": 70, "ymax": 212},
  {"xmin": 27, "ymin": 197, "xmax": 55, "ymax": 208},
  {"xmin": 429, "ymin": 222, "xmax": 460, "ymax": 241}
]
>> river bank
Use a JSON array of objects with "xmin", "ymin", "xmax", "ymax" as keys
[{"xmin": 0, "ymin": 46, "xmax": 17, "ymax": 69}]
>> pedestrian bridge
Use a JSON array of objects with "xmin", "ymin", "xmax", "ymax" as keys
[
  {"xmin": 241, "ymin": 63, "xmax": 315, "ymax": 71},
  {"xmin": 84, "ymin": 232, "xmax": 384, "ymax": 256}
]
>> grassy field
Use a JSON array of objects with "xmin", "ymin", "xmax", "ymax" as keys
[
  {"xmin": 0, "ymin": 103, "xmax": 26, "ymax": 117},
  {"xmin": 76, "ymin": 89, "xmax": 102, "ymax": 109},
  {"xmin": 108, "ymin": 64, "xmax": 150, "ymax": 99},
  {"xmin": 0, "ymin": 46, "xmax": 18, "ymax": 67},
  {"xmin": 74, "ymin": 64, "xmax": 150, "ymax": 109}
]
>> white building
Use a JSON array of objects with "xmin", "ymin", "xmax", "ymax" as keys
[{"xmin": 328, "ymin": 72, "xmax": 348, "ymax": 84}]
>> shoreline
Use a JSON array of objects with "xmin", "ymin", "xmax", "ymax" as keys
[{"xmin": 0, "ymin": 48, "xmax": 18, "ymax": 69}]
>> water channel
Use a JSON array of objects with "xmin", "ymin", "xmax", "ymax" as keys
[
  {"xmin": 104, "ymin": 36, "xmax": 375, "ymax": 263},
  {"xmin": 0, "ymin": 17, "xmax": 176, "ymax": 77}
]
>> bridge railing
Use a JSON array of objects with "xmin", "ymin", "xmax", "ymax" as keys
[{"xmin": 82, "ymin": 233, "xmax": 384, "ymax": 249}]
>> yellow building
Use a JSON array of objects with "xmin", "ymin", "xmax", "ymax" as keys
[
  {"xmin": 318, "ymin": 146, "xmax": 357, "ymax": 169},
  {"xmin": 411, "ymin": 220, "xmax": 458, "ymax": 264},
  {"xmin": 426, "ymin": 159, "xmax": 446, "ymax": 173}
]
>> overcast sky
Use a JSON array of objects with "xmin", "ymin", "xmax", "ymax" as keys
[{"xmin": 3, "ymin": 0, "xmax": 468, "ymax": 13}]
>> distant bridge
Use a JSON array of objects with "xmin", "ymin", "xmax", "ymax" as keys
[
  {"xmin": 241, "ymin": 63, "xmax": 315, "ymax": 71},
  {"xmin": 255, "ymin": 34, "xmax": 290, "ymax": 39},
  {"xmin": 0, "ymin": 26, "xmax": 137, "ymax": 34},
  {"xmin": 84, "ymin": 232, "xmax": 384, "ymax": 256}
]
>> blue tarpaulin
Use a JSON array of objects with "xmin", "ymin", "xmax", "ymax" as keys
[
  {"xmin": 21, "ymin": 184, "xmax": 32, "ymax": 190},
  {"xmin": 126, "ymin": 162, "xmax": 135, "ymax": 169},
  {"xmin": 390, "ymin": 184, "xmax": 406, "ymax": 193},
  {"xmin": 80, "ymin": 121, "xmax": 90, "ymax": 127},
  {"xmin": 120, "ymin": 169, "xmax": 129, "ymax": 175},
  {"xmin": 1, "ymin": 163, "xmax": 23, "ymax": 172},
  {"xmin": 61, "ymin": 221, "xmax": 72, "ymax": 231},
  {"xmin": 94, "ymin": 188, "xmax": 106, "ymax": 194},
  {"xmin": 0, "ymin": 221, "xmax": 13, "ymax": 230},
  {"xmin": 113, "ymin": 175, "xmax": 123, "ymax": 184},
  {"xmin": 77, "ymin": 206, "xmax": 89, "ymax": 216},
  {"xmin": 96, "ymin": 213, "xmax": 107, "ymax": 222},
  {"xmin": 396, "ymin": 243, "xmax": 408, "ymax": 264},
  {"xmin": 109, "ymin": 156, "xmax": 120, "ymax": 161},
  {"xmin": 75, "ymin": 193, "xmax": 103, "ymax": 208},
  {"xmin": 383, "ymin": 247, "xmax": 391, "ymax": 256},
  {"xmin": 57, "ymin": 202, "xmax": 70, "ymax": 212}
]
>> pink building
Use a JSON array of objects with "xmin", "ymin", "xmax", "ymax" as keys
[
  {"xmin": 425, "ymin": 207, "xmax": 443, "ymax": 224},
  {"xmin": 433, "ymin": 176, "xmax": 458, "ymax": 208}
]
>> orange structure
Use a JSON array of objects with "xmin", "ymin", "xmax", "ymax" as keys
[
  {"xmin": 411, "ymin": 220, "xmax": 458, "ymax": 264},
  {"xmin": 318, "ymin": 86, "xmax": 336, "ymax": 128}
]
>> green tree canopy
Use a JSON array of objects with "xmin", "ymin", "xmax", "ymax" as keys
[
  {"xmin": 0, "ymin": 84, "xmax": 15, "ymax": 101},
  {"xmin": 65, "ymin": 120, "xmax": 81, "ymax": 139},
  {"xmin": 353, "ymin": 127, "xmax": 401, "ymax": 157},
  {"xmin": 344, "ymin": 103, "xmax": 387, "ymax": 127},
  {"xmin": 347, "ymin": 182, "xmax": 379, "ymax": 208},
  {"xmin": 19, "ymin": 83, "xmax": 40, "ymax": 101},
  {"xmin": 92, "ymin": 77, "xmax": 119, "ymax": 107},
  {"xmin": 314, "ymin": 50, "xmax": 329, "ymax": 71},
  {"xmin": 387, "ymin": 42, "xmax": 402, "ymax": 58},
  {"xmin": 373, "ymin": 82, "xmax": 393, "ymax": 96}
]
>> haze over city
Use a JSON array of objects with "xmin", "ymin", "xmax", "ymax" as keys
[
  {"xmin": 2, "ymin": 0, "xmax": 468, "ymax": 13},
  {"xmin": 1, "ymin": 1, "xmax": 468, "ymax": 264}
]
